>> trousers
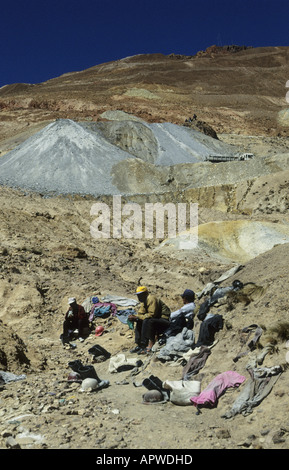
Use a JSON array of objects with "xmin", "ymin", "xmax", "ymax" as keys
[{"xmin": 135, "ymin": 317, "xmax": 170, "ymax": 346}]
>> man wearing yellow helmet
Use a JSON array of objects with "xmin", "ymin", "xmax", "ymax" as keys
[{"xmin": 129, "ymin": 286, "xmax": 171, "ymax": 354}]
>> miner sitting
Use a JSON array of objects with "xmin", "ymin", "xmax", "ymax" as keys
[
  {"xmin": 128, "ymin": 286, "xmax": 171, "ymax": 354},
  {"xmin": 157, "ymin": 288, "xmax": 196, "ymax": 345},
  {"xmin": 61, "ymin": 297, "xmax": 89, "ymax": 344}
]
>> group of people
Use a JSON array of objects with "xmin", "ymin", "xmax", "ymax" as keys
[
  {"xmin": 61, "ymin": 286, "xmax": 197, "ymax": 354},
  {"xmin": 128, "ymin": 286, "xmax": 196, "ymax": 354}
]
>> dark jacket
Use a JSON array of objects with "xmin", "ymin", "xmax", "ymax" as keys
[{"xmin": 65, "ymin": 304, "xmax": 87, "ymax": 321}]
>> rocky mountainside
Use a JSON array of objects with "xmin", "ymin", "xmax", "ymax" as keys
[
  {"xmin": 0, "ymin": 46, "xmax": 288, "ymax": 154},
  {"xmin": 0, "ymin": 46, "xmax": 289, "ymax": 452},
  {"xmin": 0, "ymin": 118, "xmax": 242, "ymax": 196},
  {"xmin": 0, "ymin": 183, "xmax": 289, "ymax": 451}
]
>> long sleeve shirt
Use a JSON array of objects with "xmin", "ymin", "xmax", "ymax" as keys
[
  {"xmin": 65, "ymin": 304, "xmax": 87, "ymax": 321},
  {"xmin": 170, "ymin": 302, "xmax": 196, "ymax": 321},
  {"xmin": 137, "ymin": 294, "xmax": 171, "ymax": 321}
]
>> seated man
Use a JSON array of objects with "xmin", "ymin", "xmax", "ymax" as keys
[
  {"xmin": 158, "ymin": 289, "xmax": 196, "ymax": 344},
  {"xmin": 61, "ymin": 297, "xmax": 89, "ymax": 344},
  {"xmin": 170, "ymin": 289, "xmax": 196, "ymax": 329},
  {"xmin": 128, "ymin": 286, "xmax": 171, "ymax": 354}
]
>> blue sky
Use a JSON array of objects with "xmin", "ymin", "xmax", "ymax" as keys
[{"xmin": 1, "ymin": 0, "xmax": 288, "ymax": 87}]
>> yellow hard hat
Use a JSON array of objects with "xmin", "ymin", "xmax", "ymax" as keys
[{"xmin": 135, "ymin": 286, "xmax": 148, "ymax": 295}]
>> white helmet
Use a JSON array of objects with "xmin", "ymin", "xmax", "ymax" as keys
[{"xmin": 79, "ymin": 378, "xmax": 99, "ymax": 392}]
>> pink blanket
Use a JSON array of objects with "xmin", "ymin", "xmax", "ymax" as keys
[{"xmin": 190, "ymin": 371, "xmax": 246, "ymax": 407}]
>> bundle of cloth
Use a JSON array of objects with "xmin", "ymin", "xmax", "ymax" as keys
[
  {"xmin": 190, "ymin": 371, "xmax": 246, "ymax": 409},
  {"xmin": 88, "ymin": 296, "xmax": 118, "ymax": 321},
  {"xmin": 157, "ymin": 327, "xmax": 195, "ymax": 362}
]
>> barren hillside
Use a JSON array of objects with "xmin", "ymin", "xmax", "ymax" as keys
[
  {"xmin": 0, "ymin": 46, "xmax": 288, "ymax": 154},
  {"xmin": 0, "ymin": 46, "xmax": 289, "ymax": 452}
]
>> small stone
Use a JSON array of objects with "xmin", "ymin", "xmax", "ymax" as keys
[
  {"xmin": 16, "ymin": 436, "xmax": 36, "ymax": 445},
  {"xmin": 216, "ymin": 428, "xmax": 231, "ymax": 439},
  {"xmin": 272, "ymin": 430, "xmax": 286, "ymax": 444},
  {"xmin": 6, "ymin": 436, "xmax": 21, "ymax": 449}
]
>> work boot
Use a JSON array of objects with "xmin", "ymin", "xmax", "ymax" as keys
[
  {"xmin": 68, "ymin": 360, "xmax": 100, "ymax": 381},
  {"xmin": 88, "ymin": 345, "xmax": 111, "ymax": 359},
  {"xmin": 142, "ymin": 375, "xmax": 170, "ymax": 401},
  {"xmin": 130, "ymin": 345, "xmax": 142, "ymax": 353}
]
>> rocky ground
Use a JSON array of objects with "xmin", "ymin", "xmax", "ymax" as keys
[
  {"xmin": 0, "ymin": 136, "xmax": 289, "ymax": 453},
  {"xmin": 0, "ymin": 46, "xmax": 289, "ymax": 455}
]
